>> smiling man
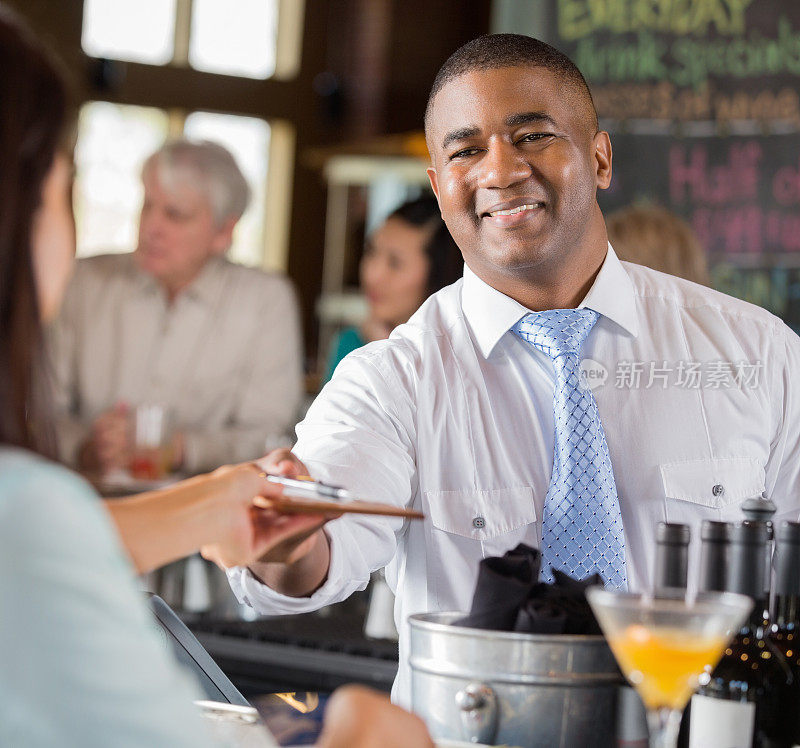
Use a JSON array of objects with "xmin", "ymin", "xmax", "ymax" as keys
[
  {"xmin": 424, "ymin": 60, "xmax": 609, "ymax": 313},
  {"xmin": 50, "ymin": 139, "xmax": 303, "ymax": 475},
  {"xmin": 226, "ymin": 35, "xmax": 800, "ymax": 704}
]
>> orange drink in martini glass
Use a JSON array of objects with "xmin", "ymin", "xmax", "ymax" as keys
[{"xmin": 587, "ymin": 588, "xmax": 752, "ymax": 748}]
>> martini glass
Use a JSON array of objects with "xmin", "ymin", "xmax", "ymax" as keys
[{"xmin": 586, "ymin": 588, "xmax": 753, "ymax": 748}]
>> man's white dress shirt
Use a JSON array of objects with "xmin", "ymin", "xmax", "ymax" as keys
[{"xmin": 229, "ymin": 246, "xmax": 800, "ymax": 704}]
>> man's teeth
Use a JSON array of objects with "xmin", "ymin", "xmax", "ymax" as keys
[{"xmin": 489, "ymin": 203, "xmax": 541, "ymax": 217}]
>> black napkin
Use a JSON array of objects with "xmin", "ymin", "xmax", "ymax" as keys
[
  {"xmin": 455, "ymin": 544, "xmax": 603, "ymax": 635},
  {"xmin": 454, "ymin": 543, "xmax": 541, "ymax": 630}
]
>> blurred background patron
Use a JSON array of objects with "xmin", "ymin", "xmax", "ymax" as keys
[
  {"xmin": 606, "ymin": 204, "xmax": 710, "ymax": 286},
  {"xmin": 50, "ymin": 139, "xmax": 303, "ymax": 476},
  {"xmin": 324, "ymin": 196, "xmax": 462, "ymax": 382}
]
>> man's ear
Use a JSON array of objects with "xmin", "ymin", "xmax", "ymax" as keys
[
  {"xmin": 593, "ymin": 131, "xmax": 612, "ymax": 191},
  {"xmin": 211, "ymin": 216, "xmax": 238, "ymax": 254},
  {"xmin": 427, "ymin": 167, "xmax": 441, "ymax": 206}
]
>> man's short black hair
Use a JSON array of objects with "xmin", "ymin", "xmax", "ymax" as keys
[{"xmin": 424, "ymin": 33, "xmax": 598, "ymax": 136}]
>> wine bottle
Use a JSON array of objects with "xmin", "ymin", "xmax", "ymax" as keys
[
  {"xmin": 654, "ymin": 522, "xmax": 690, "ymax": 597},
  {"xmin": 698, "ymin": 520, "xmax": 729, "ymax": 593},
  {"xmin": 741, "ymin": 496, "xmax": 778, "ymax": 623},
  {"xmin": 769, "ymin": 521, "xmax": 800, "ymax": 746},
  {"xmin": 676, "ymin": 521, "xmax": 731, "ymax": 748},
  {"xmin": 689, "ymin": 522, "xmax": 795, "ymax": 748}
]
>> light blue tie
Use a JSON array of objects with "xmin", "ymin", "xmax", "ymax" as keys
[{"xmin": 514, "ymin": 309, "xmax": 627, "ymax": 589}]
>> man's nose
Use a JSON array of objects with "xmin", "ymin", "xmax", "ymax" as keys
[
  {"xmin": 477, "ymin": 141, "xmax": 531, "ymax": 190},
  {"xmin": 140, "ymin": 209, "xmax": 163, "ymax": 238}
]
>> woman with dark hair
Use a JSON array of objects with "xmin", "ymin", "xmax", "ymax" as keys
[
  {"xmin": 324, "ymin": 195, "xmax": 462, "ymax": 382},
  {"xmin": 0, "ymin": 7, "xmax": 330, "ymax": 745},
  {"xmin": 0, "ymin": 7, "xmax": 70, "ymax": 458},
  {"xmin": 0, "ymin": 8, "xmax": 437, "ymax": 747}
]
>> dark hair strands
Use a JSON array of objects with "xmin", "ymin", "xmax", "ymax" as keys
[
  {"xmin": 387, "ymin": 195, "xmax": 463, "ymax": 295},
  {"xmin": 0, "ymin": 5, "xmax": 69, "ymax": 458}
]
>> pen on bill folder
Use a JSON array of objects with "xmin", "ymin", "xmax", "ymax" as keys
[{"xmin": 265, "ymin": 474, "xmax": 354, "ymax": 501}]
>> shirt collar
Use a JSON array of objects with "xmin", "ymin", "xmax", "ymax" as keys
[
  {"xmin": 462, "ymin": 243, "xmax": 640, "ymax": 359},
  {"xmin": 580, "ymin": 243, "xmax": 640, "ymax": 339},
  {"xmin": 132, "ymin": 254, "xmax": 226, "ymax": 306},
  {"xmin": 182, "ymin": 255, "xmax": 227, "ymax": 305}
]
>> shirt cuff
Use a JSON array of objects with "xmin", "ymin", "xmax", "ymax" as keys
[{"xmin": 226, "ymin": 525, "xmax": 365, "ymax": 614}]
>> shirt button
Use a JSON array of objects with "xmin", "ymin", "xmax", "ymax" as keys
[
  {"xmin": 472, "ymin": 516, "xmax": 486, "ymax": 529},
  {"xmin": 712, "ymin": 484, "xmax": 725, "ymax": 497}
]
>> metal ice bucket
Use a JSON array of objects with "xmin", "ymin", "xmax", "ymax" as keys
[{"xmin": 409, "ymin": 612, "xmax": 625, "ymax": 748}]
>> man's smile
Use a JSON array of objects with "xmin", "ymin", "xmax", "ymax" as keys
[{"xmin": 480, "ymin": 197, "xmax": 546, "ymax": 228}]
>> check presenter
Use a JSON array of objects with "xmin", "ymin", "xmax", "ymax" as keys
[{"xmin": 222, "ymin": 34, "xmax": 800, "ymax": 706}]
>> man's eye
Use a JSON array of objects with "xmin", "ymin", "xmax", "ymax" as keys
[
  {"xmin": 519, "ymin": 133, "xmax": 553, "ymax": 143},
  {"xmin": 449, "ymin": 147, "xmax": 481, "ymax": 160}
]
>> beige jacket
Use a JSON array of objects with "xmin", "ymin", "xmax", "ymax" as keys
[{"xmin": 48, "ymin": 252, "xmax": 303, "ymax": 473}]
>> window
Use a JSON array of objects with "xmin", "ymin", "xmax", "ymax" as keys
[
  {"xmin": 81, "ymin": 0, "xmax": 176, "ymax": 65},
  {"xmin": 73, "ymin": 102, "xmax": 170, "ymax": 257},
  {"xmin": 78, "ymin": 1, "xmax": 299, "ymax": 269},
  {"xmin": 74, "ymin": 104, "xmax": 273, "ymax": 268},
  {"xmin": 184, "ymin": 112, "xmax": 271, "ymax": 267},
  {"xmin": 81, "ymin": 0, "xmax": 282, "ymax": 80},
  {"xmin": 189, "ymin": 0, "xmax": 278, "ymax": 79}
]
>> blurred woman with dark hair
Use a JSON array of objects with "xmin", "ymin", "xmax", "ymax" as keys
[
  {"xmin": 0, "ymin": 6, "xmax": 70, "ymax": 459},
  {"xmin": 324, "ymin": 195, "xmax": 463, "ymax": 382},
  {"xmin": 0, "ymin": 7, "xmax": 331, "ymax": 745},
  {"xmin": 0, "ymin": 7, "xmax": 437, "ymax": 746}
]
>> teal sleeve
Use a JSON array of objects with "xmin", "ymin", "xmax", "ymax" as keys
[
  {"xmin": 324, "ymin": 326, "xmax": 366, "ymax": 383},
  {"xmin": 0, "ymin": 455, "xmax": 218, "ymax": 748}
]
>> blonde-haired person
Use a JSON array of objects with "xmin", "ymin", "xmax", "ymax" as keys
[{"xmin": 606, "ymin": 204, "xmax": 710, "ymax": 286}]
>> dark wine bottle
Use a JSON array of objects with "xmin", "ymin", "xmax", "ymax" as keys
[
  {"xmin": 676, "ymin": 521, "xmax": 731, "ymax": 748},
  {"xmin": 654, "ymin": 522, "xmax": 690, "ymax": 598},
  {"xmin": 689, "ymin": 522, "xmax": 795, "ymax": 748},
  {"xmin": 769, "ymin": 521, "xmax": 800, "ymax": 746},
  {"xmin": 697, "ymin": 520, "xmax": 729, "ymax": 593}
]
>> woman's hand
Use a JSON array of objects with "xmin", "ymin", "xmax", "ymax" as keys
[
  {"xmin": 200, "ymin": 451, "xmax": 338, "ymax": 569},
  {"xmin": 107, "ymin": 451, "xmax": 339, "ymax": 575}
]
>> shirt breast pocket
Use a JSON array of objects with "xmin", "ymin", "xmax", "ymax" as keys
[
  {"xmin": 425, "ymin": 486, "xmax": 538, "ymax": 562},
  {"xmin": 660, "ymin": 457, "xmax": 766, "ymax": 525}
]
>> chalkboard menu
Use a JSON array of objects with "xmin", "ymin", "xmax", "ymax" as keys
[{"xmin": 546, "ymin": 0, "xmax": 800, "ymax": 328}]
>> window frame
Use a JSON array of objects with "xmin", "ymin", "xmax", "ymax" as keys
[{"xmin": 74, "ymin": 0, "xmax": 306, "ymax": 272}]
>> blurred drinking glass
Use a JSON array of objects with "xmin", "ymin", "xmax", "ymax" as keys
[{"xmin": 129, "ymin": 404, "xmax": 173, "ymax": 480}]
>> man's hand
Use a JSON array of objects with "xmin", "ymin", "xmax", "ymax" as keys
[
  {"xmin": 78, "ymin": 402, "xmax": 131, "ymax": 473},
  {"xmin": 317, "ymin": 686, "xmax": 435, "ymax": 748},
  {"xmin": 253, "ymin": 447, "xmax": 307, "ymax": 481}
]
